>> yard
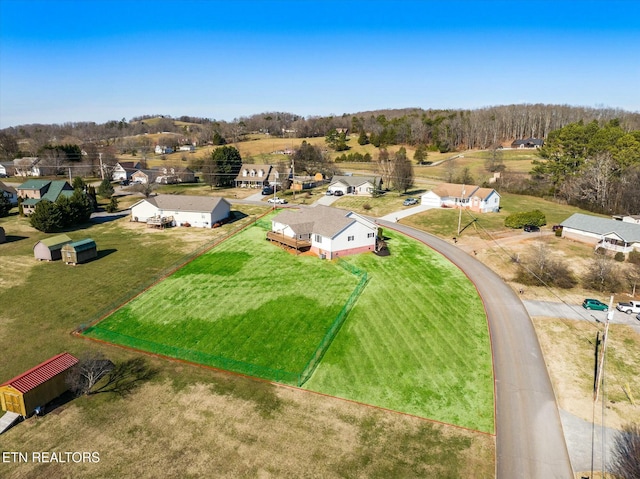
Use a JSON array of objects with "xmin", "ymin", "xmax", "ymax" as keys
[
  {"xmin": 305, "ymin": 230, "xmax": 495, "ymax": 434},
  {"xmin": 83, "ymin": 219, "xmax": 362, "ymax": 384},
  {"xmin": 0, "ymin": 206, "xmax": 495, "ymax": 478}
]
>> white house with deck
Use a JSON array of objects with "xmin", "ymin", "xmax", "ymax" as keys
[
  {"xmin": 269, "ymin": 205, "xmax": 377, "ymax": 259},
  {"xmin": 131, "ymin": 195, "xmax": 231, "ymax": 228},
  {"xmin": 421, "ymin": 183, "xmax": 500, "ymax": 213}
]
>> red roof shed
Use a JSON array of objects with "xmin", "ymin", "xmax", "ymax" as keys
[{"xmin": 0, "ymin": 353, "xmax": 78, "ymax": 416}]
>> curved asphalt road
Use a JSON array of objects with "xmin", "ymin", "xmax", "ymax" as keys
[{"xmin": 378, "ymin": 220, "xmax": 574, "ymax": 479}]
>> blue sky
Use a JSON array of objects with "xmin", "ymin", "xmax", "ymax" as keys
[{"xmin": 1, "ymin": 0, "xmax": 638, "ymax": 128}]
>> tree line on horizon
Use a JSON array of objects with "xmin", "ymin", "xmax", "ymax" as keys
[{"xmin": 2, "ymin": 104, "xmax": 640, "ymax": 160}]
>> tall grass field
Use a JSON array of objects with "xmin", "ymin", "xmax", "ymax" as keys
[
  {"xmin": 305, "ymin": 230, "xmax": 495, "ymax": 433},
  {"xmin": 84, "ymin": 221, "xmax": 361, "ymax": 382}
]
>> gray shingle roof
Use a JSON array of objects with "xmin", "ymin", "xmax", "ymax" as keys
[
  {"xmin": 273, "ymin": 205, "xmax": 356, "ymax": 238},
  {"xmin": 329, "ymin": 175, "xmax": 380, "ymax": 188},
  {"xmin": 561, "ymin": 213, "xmax": 640, "ymax": 243},
  {"xmin": 144, "ymin": 195, "xmax": 230, "ymax": 213}
]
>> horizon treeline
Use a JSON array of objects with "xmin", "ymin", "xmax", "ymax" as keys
[{"xmin": 2, "ymin": 104, "xmax": 640, "ymax": 159}]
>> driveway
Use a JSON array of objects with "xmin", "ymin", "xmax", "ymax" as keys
[
  {"xmin": 377, "ymin": 220, "xmax": 574, "ymax": 479},
  {"xmin": 378, "ymin": 204, "xmax": 436, "ymax": 222},
  {"xmin": 314, "ymin": 194, "xmax": 341, "ymax": 206}
]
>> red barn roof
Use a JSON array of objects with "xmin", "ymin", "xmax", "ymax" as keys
[{"xmin": 1, "ymin": 353, "xmax": 78, "ymax": 394}]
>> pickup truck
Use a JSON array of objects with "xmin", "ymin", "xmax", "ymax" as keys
[{"xmin": 616, "ymin": 300, "xmax": 640, "ymax": 314}]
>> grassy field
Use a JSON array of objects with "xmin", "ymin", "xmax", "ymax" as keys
[
  {"xmin": 533, "ymin": 318, "xmax": 640, "ymax": 430},
  {"xmin": 306, "ymin": 230, "xmax": 494, "ymax": 433},
  {"xmin": 402, "ymin": 191, "xmax": 605, "ymax": 239},
  {"xmin": 84, "ymin": 220, "xmax": 362, "ymax": 382},
  {"xmin": 0, "ymin": 205, "xmax": 495, "ymax": 478}
]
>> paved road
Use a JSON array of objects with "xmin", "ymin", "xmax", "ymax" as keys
[{"xmin": 378, "ymin": 220, "xmax": 574, "ymax": 479}]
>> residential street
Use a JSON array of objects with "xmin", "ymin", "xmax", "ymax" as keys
[{"xmin": 378, "ymin": 220, "xmax": 574, "ymax": 479}]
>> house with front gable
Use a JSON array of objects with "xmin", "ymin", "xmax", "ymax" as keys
[
  {"xmin": 235, "ymin": 164, "xmax": 275, "ymax": 189},
  {"xmin": 560, "ymin": 213, "xmax": 640, "ymax": 254},
  {"xmin": 268, "ymin": 205, "xmax": 378, "ymax": 259},
  {"xmin": 112, "ymin": 161, "xmax": 142, "ymax": 181},
  {"xmin": 328, "ymin": 175, "xmax": 382, "ymax": 196},
  {"xmin": 420, "ymin": 183, "xmax": 501, "ymax": 213},
  {"xmin": 0, "ymin": 181, "xmax": 18, "ymax": 205},
  {"xmin": 16, "ymin": 179, "xmax": 74, "ymax": 215}
]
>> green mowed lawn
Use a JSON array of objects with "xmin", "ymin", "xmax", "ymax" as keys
[
  {"xmin": 304, "ymin": 230, "xmax": 494, "ymax": 433},
  {"xmin": 85, "ymin": 223, "xmax": 361, "ymax": 379}
]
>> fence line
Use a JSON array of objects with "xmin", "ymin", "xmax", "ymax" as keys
[
  {"xmin": 76, "ymin": 212, "xmax": 271, "ymax": 333},
  {"xmin": 298, "ymin": 260, "xmax": 369, "ymax": 386},
  {"xmin": 83, "ymin": 326, "xmax": 301, "ymax": 385},
  {"xmin": 78, "ymin": 217, "xmax": 369, "ymax": 388}
]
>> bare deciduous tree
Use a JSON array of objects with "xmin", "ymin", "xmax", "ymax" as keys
[
  {"xmin": 66, "ymin": 351, "xmax": 114, "ymax": 396},
  {"xmin": 611, "ymin": 423, "xmax": 640, "ymax": 479},
  {"xmin": 583, "ymin": 253, "xmax": 624, "ymax": 292}
]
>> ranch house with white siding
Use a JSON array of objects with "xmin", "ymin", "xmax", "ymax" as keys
[
  {"xmin": 131, "ymin": 195, "xmax": 231, "ymax": 228},
  {"xmin": 269, "ymin": 205, "xmax": 377, "ymax": 259}
]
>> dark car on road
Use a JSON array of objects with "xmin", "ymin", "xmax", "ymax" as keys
[
  {"xmin": 524, "ymin": 224, "xmax": 540, "ymax": 232},
  {"xmin": 333, "ymin": 190, "xmax": 344, "ymax": 196},
  {"xmin": 262, "ymin": 187, "xmax": 274, "ymax": 195},
  {"xmin": 582, "ymin": 298, "xmax": 609, "ymax": 311}
]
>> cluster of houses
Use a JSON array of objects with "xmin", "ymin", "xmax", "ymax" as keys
[{"xmin": 112, "ymin": 162, "xmax": 196, "ymax": 185}]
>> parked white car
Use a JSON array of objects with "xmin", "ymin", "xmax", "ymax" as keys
[{"xmin": 267, "ymin": 197, "xmax": 287, "ymax": 204}]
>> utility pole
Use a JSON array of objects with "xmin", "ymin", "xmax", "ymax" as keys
[
  {"xmin": 591, "ymin": 295, "xmax": 614, "ymax": 478},
  {"xmin": 457, "ymin": 184, "xmax": 465, "ymax": 236},
  {"xmin": 99, "ymin": 153, "xmax": 105, "ymax": 180},
  {"xmin": 291, "ymin": 157, "xmax": 296, "ymax": 201}
]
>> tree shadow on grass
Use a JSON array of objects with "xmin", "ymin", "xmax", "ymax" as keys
[{"xmin": 91, "ymin": 357, "xmax": 158, "ymax": 397}]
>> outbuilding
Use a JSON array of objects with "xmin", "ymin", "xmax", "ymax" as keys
[
  {"xmin": 0, "ymin": 352, "xmax": 78, "ymax": 417},
  {"xmin": 33, "ymin": 234, "xmax": 72, "ymax": 261},
  {"xmin": 61, "ymin": 238, "xmax": 97, "ymax": 265}
]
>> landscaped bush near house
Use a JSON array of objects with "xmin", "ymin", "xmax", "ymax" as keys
[
  {"xmin": 628, "ymin": 250, "xmax": 640, "ymax": 265},
  {"xmin": 504, "ymin": 209, "xmax": 547, "ymax": 229},
  {"xmin": 615, "ymin": 252, "xmax": 626, "ymax": 262}
]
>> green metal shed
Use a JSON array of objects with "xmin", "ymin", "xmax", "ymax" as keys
[{"xmin": 61, "ymin": 238, "xmax": 97, "ymax": 265}]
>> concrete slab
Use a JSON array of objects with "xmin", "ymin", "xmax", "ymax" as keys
[{"xmin": 0, "ymin": 411, "xmax": 21, "ymax": 434}]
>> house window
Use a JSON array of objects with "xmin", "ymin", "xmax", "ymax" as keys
[
  {"xmin": 367, "ymin": 232, "xmax": 374, "ymax": 238},
  {"xmin": 315, "ymin": 234, "xmax": 322, "ymax": 243},
  {"xmin": 348, "ymin": 236, "xmax": 354, "ymax": 241},
  {"xmin": 242, "ymin": 169, "xmax": 248, "ymax": 177}
]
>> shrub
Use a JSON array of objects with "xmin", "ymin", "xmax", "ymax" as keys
[
  {"xmin": 362, "ymin": 203, "xmax": 372, "ymax": 211},
  {"xmin": 504, "ymin": 209, "xmax": 547, "ymax": 229},
  {"xmin": 615, "ymin": 252, "xmax": 626, "ymax": 262},
  {"xmin": 514, "ymin": 258, "xmax": 577, "ymax": 289},
  {"xmin": 555, "ymin": 228, "xmax": 563, "ymax": 237}
]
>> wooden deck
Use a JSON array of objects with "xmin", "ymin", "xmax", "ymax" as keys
[
  {"xmin": 147, "ymin": 215, "xmax": 174, "ymax": 229},
  {"xmin": 266, "ymin": 231, "xmax": 311, "ymax": 251}
]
